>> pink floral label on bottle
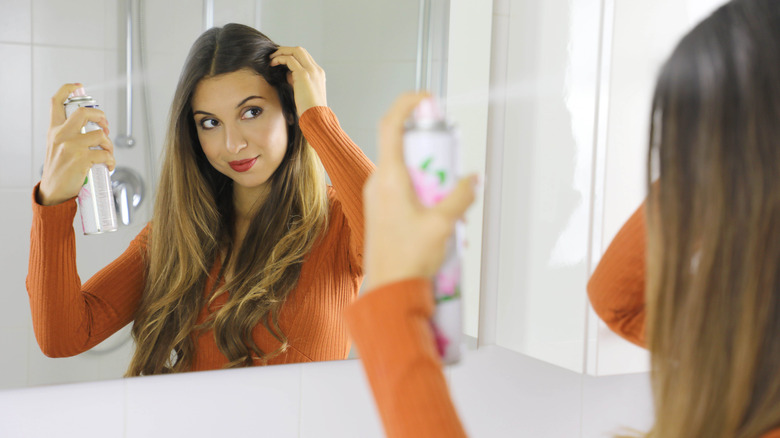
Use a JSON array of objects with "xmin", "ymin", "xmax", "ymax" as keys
[
  {"xmin": 408, "ymin": 156, "xmax": 462, "ymax": 302},
  {"xmin": 408, "ymin": 157, "xmax": 452, "ymax": 207}
]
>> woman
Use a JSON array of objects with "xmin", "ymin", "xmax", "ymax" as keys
[
  {"xmin": 348, "ymin": 0, "xmax": 780, "ymax": 437},
  {"xmin": 28, "ymin": 23, "xmax": 372, "ymax": 375}
]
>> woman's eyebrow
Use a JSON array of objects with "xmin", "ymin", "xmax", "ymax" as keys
[
  {"xmin": 236, "ymin": 95, "xmax": 265, "ymax": 108},
  {"xmin": 193, "ymin": 96, "xmax": 266, "ymax": 117}
]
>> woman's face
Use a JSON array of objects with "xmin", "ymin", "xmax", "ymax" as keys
[{"xmin": 191, "ymin": 67, "xmax": 289, "ymax": 192}]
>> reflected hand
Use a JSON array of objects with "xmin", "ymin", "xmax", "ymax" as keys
[
  {"xmin": 363, "ymin": 92, "xmax": 477, "ymax": 291},
  {"xmin": 269, "ymin": 46, "xmax": 327, "ymax": 116},
  {"xmin": 38, "ymin": 83, "xmax": 115, "ymax": 206}
]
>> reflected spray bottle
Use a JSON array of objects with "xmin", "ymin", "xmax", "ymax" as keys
[
  {"xmin": 403, "ymin": 97, "xmax": 462, "ymax": 365},
  {"xmin": 64, "ymin": 87, "xmax": 118, "ymax": 235}
]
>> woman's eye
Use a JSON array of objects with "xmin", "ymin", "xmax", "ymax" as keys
[
  {"xmin": 242, "ymin": 107, "xmax": 263, "ymax": 119},
  {"xmin": 200, "ymin": 118, "xmax": 219, "ymax": 130}
]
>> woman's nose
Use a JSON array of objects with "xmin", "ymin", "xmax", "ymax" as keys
[{"xmin": 225, "ymin": 125, "xmax": 248, "ymax": 154}]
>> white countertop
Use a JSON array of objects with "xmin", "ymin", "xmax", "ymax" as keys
[{"xmin": 0, "ymin": 344, "xmax": 653, "ymax": 437}]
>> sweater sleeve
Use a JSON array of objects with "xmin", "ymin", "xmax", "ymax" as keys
[
  {"xmin": 299, "ymin": 106, "xmax": 374, "ymax": 275},
  {"xmin": 26, "ymin": 184, "xmax": 149, "ymax": 357},
  {"xmin": 345, "ymin": 278, "xmax": 467, "ymax": 438},
  {"xmin": 587, "ymin": 202, "xmax": 647, "ymax": 348}
]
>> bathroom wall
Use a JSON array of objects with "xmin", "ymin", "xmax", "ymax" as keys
[{"xmin": 0, "ymin": 0, "xmax": 148, "ymax": 389}]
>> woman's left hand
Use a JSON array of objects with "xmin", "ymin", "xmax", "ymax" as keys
[{"xmin": 270, "ymin": 46, "xmax": 327, "ymax": 116}]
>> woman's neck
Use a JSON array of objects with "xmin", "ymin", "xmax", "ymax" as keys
[{"xmin": 232, "ymin": 183, "xmax": 269, "ymax": 223}]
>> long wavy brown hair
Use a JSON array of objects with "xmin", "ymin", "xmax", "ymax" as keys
[
  {"xmin": 126, "ymin": 24, "xmax": 329, "ymax": 376},
  {"xmin": 644, "ymin": 0, "xmax": 780, "ymax": 436}
]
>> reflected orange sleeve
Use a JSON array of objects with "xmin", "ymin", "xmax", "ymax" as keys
[{"xmin": 587, "ymin": 202, "xmax": 648, "ymax": 348}]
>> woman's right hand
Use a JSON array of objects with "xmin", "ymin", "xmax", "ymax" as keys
[
  {"xmin": 363, "ymin": 92, "xmax": 477, "ymax": 291},
  {"xmin": 38, "ymin": 83, "xmax": 115, "ymax": 206}
]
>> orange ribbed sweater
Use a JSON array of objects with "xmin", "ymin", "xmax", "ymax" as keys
[
  {"xmin": 346, "ymin": 204, "xmax": 780, "ymax": 438},
  {"xmin": 587, "ymin": 203, "xmax": 648, "ymax": 347},
  {"xmin": 27, "ymin": 106, "xmax": 374, "ymax": 369}
]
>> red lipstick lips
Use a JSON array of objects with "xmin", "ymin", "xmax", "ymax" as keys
[{"xmin": 229, "ymin": 157, "xmax": 257, "ymax": 172}]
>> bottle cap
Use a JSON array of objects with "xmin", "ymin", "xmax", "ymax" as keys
[
  {"xmin": 408, "ymin": 97, "xmax": 448, "ymax": 130},
  {"xmin": 413, "ymin": 97, "xmax": 443, "ymax": 122},
  {"xmin": 70, "ymin": 87, "xmax": 87, "ymax": 98}
]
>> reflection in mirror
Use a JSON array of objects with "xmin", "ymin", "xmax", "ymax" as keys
[{"xmin": 0, "ymin": 0, "xmax": 450, "ymax": 390}]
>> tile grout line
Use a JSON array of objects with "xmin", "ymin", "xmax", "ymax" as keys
[
  {"xmin": 0, "ymin": 41, "xmax": 33, "ymax": 46},
  {"xmin": 30, "ymin": 0, "xmax": 34, "ymax": 190},
  {"xmin": 27, "ymin": 0, "xmax": 34, "ymax": 389},
  {"xmin": 298, "ymin": 366, "xmax": 304, "ymax": 438},
  {"xmin": 123, "ymin": 378, "xmax": 128, "ymax": 437}
]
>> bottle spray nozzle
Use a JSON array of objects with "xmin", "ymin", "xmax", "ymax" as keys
[
  {"xmin": 413, "ymin": 97, "xmax": 443, "ymax": 122},
  {"xmin": 70, "ymin": 87, "xmax": 87, "ymax": 98}
]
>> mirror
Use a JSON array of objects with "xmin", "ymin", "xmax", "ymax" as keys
[{"xmin": 0, "ymin": 0, "xmax": 466, "ymax": 389}]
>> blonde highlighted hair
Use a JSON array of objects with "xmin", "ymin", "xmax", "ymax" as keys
[{"xmin": 643, "ymin": 0, "xmax": 780, "ymax": 436}]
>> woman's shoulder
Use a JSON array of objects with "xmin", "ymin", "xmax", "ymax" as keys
[
  {"xmin": 762, "ymin": 428, "xmax": 780, "ymax": 438},
  {"xmin": 324, "ymin": 186, "xmax": 349, "ymax": 228},
  {"xmin": 130, "ymin": 222, "xmax": 153, "ymax": 250},
  {"xmin": 325, "ymin": 185, "xmax": 341, "ymax": 213}
]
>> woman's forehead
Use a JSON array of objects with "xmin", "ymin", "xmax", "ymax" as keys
[{"xmin": 192, "ymin": 68, "xmax": 277, "ymax": 111}]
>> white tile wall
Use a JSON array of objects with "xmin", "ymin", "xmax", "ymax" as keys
[
  {"xmin": 139, "ymin": 0, "xmax": 203, "ymax": 178},
  {"xmin": 32, "ymin": 0, "xmax": 112, "ymax": 49},
  {"xmin": 319, "ymin": 0, "xmax": 418, "ymax": 62},
  {"xmin": 27, "ymin": 333, "xmax": 101, "ymax": 386},
  {"xmin": 142, "ymin": 50, "xmax": 186, "ymax": 174},
  {"xmin": 94, "ymin": 326, "xmax": 136, "ymax": 380},
  {"xmin": 213, "ymin": 0, "xmax": 256, "ymax": 28},
  {"xmin": 323, "ymin": 60, "xmax": 417, "ymax": 162},
  {"xmin": 27, "ymin": 324, "xmax": 134, "ymax": 388},
  {"xmin": 0, "ymin": 0, "xmax": 31, "ymax": 43},
  {"xmin": 256, "ymin": 0, "xmax": 325, "ymax": 52},
  {"xmin": 0, "ymin": 44, "xmax": 33, "ymax": 189},
  {"xmin": 0, "ymin": 327, "xmax": 29, "ymax": 390},
  {"xmin": 140, "ymin": 0, "xmax": 203, "ymax": 55},
  {"xmin": 0, "ymin": 190, "xmax": 33, "ymax": 329},
  {"xmin": 0, "ymin": 189, "xmax": 33, "ymax": 389}
]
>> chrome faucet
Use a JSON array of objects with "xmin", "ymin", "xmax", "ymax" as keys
[{"xmin": 111, "ymin": 167, "xmax": 144, "ymax": 226}]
